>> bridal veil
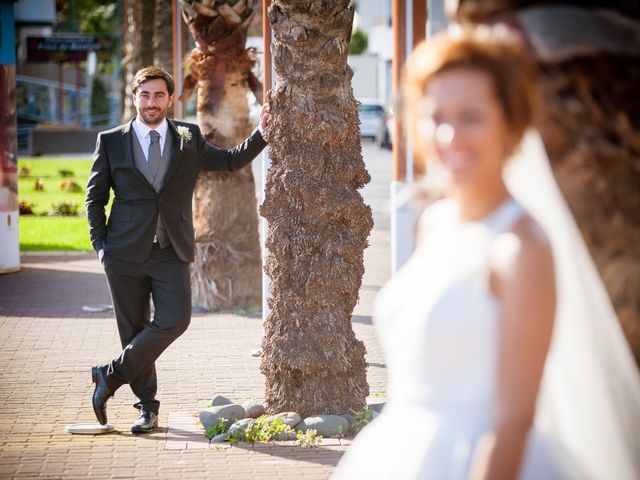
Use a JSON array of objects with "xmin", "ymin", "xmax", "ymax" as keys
[{"xmin": 505, "ymin": 130, "xmax": 640, "ymax": 479}]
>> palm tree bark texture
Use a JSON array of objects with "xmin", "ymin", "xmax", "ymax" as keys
[
  {"xmin": 535, "ymin": 57, "xmax": 640, "ymax": 366},
  {"xmin": 259, "ymin": 0, "xmax": 373, "ymax": 417},
  {"xmin": 181, "ymin": 0, "xmax": 264, "ymax": 311}
]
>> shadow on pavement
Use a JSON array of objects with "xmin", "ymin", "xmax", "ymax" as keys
[
  {"xmin": 230, "ymin": 441, "xmax": 345, "ymax": 467},
  {"xmin": 0, "ymin": 254, "xmax": 112, "ymax": 318}
]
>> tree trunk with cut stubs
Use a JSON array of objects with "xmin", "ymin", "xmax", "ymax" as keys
[{"xmin": 182, "ymin": 0, "xmax": 263, "ymax": 311}]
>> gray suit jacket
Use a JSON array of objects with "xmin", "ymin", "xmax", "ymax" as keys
[{"xmin": 85, "ymin": 118, "xmax": 266, "ymax": 263}]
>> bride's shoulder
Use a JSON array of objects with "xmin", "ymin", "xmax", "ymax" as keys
[
  {"xmin": 491, "ymin": 213, "xmax": 554, "ymax": 291},
  {"xmin": 509, "ymin": 213, "xmax": 551, "ymax": 255},
  {"xmin": 416, "ymin": 198, "xmax": 457, "ymax": 239}
]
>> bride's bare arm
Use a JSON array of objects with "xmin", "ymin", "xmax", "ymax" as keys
[{"xmin": 469, "ymin": 215, "xmax": 555, "ymax": 480}]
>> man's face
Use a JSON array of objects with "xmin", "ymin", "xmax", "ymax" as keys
[{"xmin": 133, "ymin": 78, "xmax": 173, "ymax": 127}]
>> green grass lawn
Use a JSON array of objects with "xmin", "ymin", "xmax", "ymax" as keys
[
  {"xmin": 19, "ymin": 216, "xmax": 93, "ymax": 251},
  {"xmin": 18, "ymin": 156, "xmax": 111, "ymax": 251}
]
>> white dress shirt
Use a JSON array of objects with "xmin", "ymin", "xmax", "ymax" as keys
[{"xmin": 132, "ymin": 116, "xmax": 169, "ymax": 161}]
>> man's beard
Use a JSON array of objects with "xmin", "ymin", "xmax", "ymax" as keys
[{"xmin": 139, "ymin": 108, "xmax": 165, "ymax": 126}]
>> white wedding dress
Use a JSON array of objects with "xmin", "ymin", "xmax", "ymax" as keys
[
  {"xmin": 333, "ymin": 131, "xmax": 640, "ymax": 480},
  {"xmin": 334, "ymin": 197, "xmax": 567, "ymax": 480}
]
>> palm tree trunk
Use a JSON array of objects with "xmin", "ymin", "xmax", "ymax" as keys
[
  {"xmin": 454, "ymin": 1, "xmax": 640, "ymax": 368},
  {"xmin": 536, "ymin": 56, "xmax": 640, "ymax": 366},
  {"xmin": 182, "ymin": 1, "xmax": 263, "ymax": 311},
  {"xmin": 191, "ymin": 68, "xmax": 262, "ymax": 310},
  {"xmin": 260, "ymin": 0, "xmax": 373, "ymax": 417},
  {"xmin": 121, "ymin": 0, "xmax": 155, "ymax": 121}
]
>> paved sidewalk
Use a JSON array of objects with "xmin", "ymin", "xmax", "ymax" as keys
[{"xmin": 0, "ymin": 142, "xmax": 392, "ymax": 479}]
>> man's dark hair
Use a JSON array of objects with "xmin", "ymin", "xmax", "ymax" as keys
[{"xmin": 131, "ymin": 66, "xmax": 175, "ymax": 96}]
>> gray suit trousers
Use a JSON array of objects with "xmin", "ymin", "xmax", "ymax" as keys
[{"xmin": 102, "ymin": 244, "xmax": 191, "ymax": 414}]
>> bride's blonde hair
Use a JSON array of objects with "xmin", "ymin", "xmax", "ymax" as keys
[{"xmin": 404, "ymin": 25, "xmax": 538, "ymax": 175}]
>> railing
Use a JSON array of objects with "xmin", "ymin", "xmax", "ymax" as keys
[{"xmin": 16, "ymin": 74, "xmax": 121, "ymax": 150}]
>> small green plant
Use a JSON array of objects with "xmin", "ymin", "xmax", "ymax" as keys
[
  {"xmin": 58, "ymin": 179, "xmax": 82, "ymax": 193},
  {"xmin": 296, "ymin": 428, "xmax": 322, "ymax": 448},
  {"xmin": 58, "ymin": 168, "xmax": 75, "ymax": 178},
  {"xmin": 204, "ymin": 418, "xmax": 229, "ymax": 440},
  {"xmin": 19, "ymin": 166, "xmax": 31, "ymax": 177},
  {"xmin": 231, "ymin": 415, "xmax": 294, "ymax": 445},
  {"xmin": 19, "ymin": 201, "xmax": 34, "ymax": 215},
  {"xmin": 351, "ymin": 407, "xmax": 374, "ymax": 434},
  {"xmin": 50, "ymin": 201, "xmax": 79, "ymax": 216},
  {"xmin": 33, "ymin": 179, "xmax": 44, "ymax": 191}
]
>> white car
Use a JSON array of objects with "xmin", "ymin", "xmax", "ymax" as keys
[{"xmin": 358, "ymin": 99, "xmax": 386, "ymax": 139}]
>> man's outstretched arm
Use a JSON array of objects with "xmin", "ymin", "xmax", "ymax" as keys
[{"xmin": 199, "ymin": 104, "xmax": 270, "ymax": 171}]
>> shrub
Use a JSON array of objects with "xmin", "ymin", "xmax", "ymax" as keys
[
  {"xmin": 224, "ymin": 415, "xmax": 295, "ymax": 445},
  {"xmin": 59, "ymin": 179, "xmax": 83, "ymax": 193},
  {"xmin": 349, "ymin": 29, "xmax": 368, "ymax": 55},
  {"xmin": 204, "ymin": 418, "xmax": 229, "ymax": 440},
  {"xmin": 34, "ymin": 179, "xmax": 45, "ymax": 191},
  {"xmin": 296, "ymin": 429, "xmax": 322, "ymax": 448},
  {"xmin": 91, "ymin": 76, "xmax": 111, "ymax": 126},
  {"xmin": 50, "ymin": 202, "xmax": 79, "ymax": 216},
  {"xmin": 19, "ymin": 201, "xmax": 34, "ymax": 215},
  {"xmin": 19, "ymin": 166, "xmax": 31, "ymax": 177},
  {"xmin": 58, "ymin": 168, "xmax": 75, "ymax": 178},
  {"xmin": 351, "ymin": 407, "xmax": 374, "ymax": 434}
]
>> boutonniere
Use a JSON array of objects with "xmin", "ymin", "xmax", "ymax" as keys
[{"xmin": 176, "ymin": 126, "xmax": 192, "ymax": 151}]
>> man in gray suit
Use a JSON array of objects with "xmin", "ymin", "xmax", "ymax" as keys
[{"xmin": 86, "ymin": 66, "xmax": 268, "ymax": 433}]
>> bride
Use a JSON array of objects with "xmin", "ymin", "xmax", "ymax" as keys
[{"xmin": 333, "ymin": 27, "xmax": 640, "ymax": 480}]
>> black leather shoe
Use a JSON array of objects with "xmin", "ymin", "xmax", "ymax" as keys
[
  {"xmin": 91, "ymin": 366, "xmax": 115, "ymax": 425},
  {"xmin": 131, "ymin": 410, "xmax": 158, "ymax": 433}
]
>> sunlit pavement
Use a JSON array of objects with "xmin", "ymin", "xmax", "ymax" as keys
[{"xmin": 0, "ymin": 140, "xmax": 392, "ymax": 479}]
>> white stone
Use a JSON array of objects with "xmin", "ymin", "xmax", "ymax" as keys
[
  {"xmin": 296, "ymin": 415, "xmax": 350, "ymax": 438},
  {"xmin": 199, "ymin": 404, "xmax": 246, "ymax": 430},
  {"xmin": 264, "ymin": 412, "xmax": 302, "ymax": 428},
  {"xmin": 243, "ymin": 403, "xmax": 266, "ymax": 418},
  {"xmin": 210, "ymin": 394, "xmax": 234, "ymax": 407}
]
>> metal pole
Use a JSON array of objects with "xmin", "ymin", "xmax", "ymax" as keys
[
  {"xmin": 263, "ymin": 0, "xmax": 273, "ymax": 97},
  {"xmin": 261, "ymin": 0, "xmax": 273, "ymax": 323},
  {"xmin": 172, "ymin": 0, "xmax": 183, "ymax": 119},
  {"xmin": 414, "ymin": 0, "xmax": 427, "ymax": 46},
  {"xmin": 407, "ymin": 1, "xmax": 426, "ymax": 181},
  {"xmin": 392, "ymin": 0, "xmax": 406, "ymax": 183},
  {"xmin": 390, "ymin": 0, "xmax": 427, "ymax": 273},
  {"xmin": 75, "ymin": 62, "xmax": 81, "ymax": 125},
  {"xmin": 405, "ymin": 0, "xmax": 414, "ymax": 184},
  {"xmin": 0, "ymin": 0, "xmax": 20, "ymax": 273},
  {"xmin": 58, "ymin": 62, "xmax": 64, "ymax": 122}
]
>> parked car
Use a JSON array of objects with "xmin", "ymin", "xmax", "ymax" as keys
[{"xmin": 358, "ymin": 99, "xmax": 386, "ymax": 139}]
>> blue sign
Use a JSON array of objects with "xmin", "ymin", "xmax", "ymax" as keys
[{"xmin": 0, "ymin": 1, "xmax": 16, "ymax": 65}]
